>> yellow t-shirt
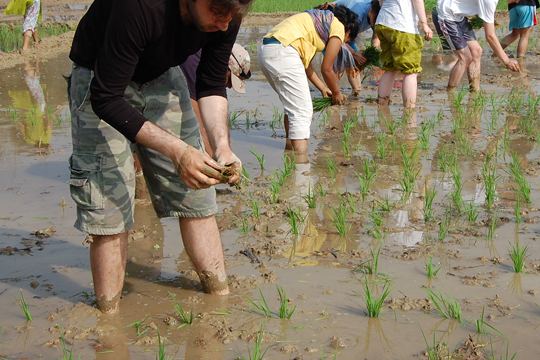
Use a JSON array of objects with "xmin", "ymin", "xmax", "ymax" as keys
[{"xmin": 264, "ymin": 12, "xmax": 345, "ymax": 69}]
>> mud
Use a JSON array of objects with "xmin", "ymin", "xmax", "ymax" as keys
[
  {"xmin": 95, "ymin": 292, "xmax": 122, "ymax": 314},
  {"xmin": 1, "ymin": 3, "xmax": 540, "ymax": 360}
]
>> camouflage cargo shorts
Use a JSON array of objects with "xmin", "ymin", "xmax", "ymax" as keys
[{"xmin": 67, "ymin": 64, "xmax": 217, "ymax": 236}]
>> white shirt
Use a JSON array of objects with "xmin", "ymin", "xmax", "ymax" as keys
[
  {"xmin": 375, "ymin": 0, "xmax": 420, "ymax": 34},
  {"xmin": 437, "ymin": 0, "xmax": 498, "ymax": 24}
]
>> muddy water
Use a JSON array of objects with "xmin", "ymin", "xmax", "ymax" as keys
[{"xmin": 2, "ymin": 28, "xmax": 540, "ymax": 360}]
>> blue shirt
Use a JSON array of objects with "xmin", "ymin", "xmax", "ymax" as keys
[{"xmin": 335, "ymin": 0, "xmax": 372, "ymax": 33}]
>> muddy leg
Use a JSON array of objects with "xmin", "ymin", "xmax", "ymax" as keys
[
  {"xmin": 517, "ymin": 27, "xmax": 533, "ymax": 58},
  {"xmin": 377, "ymin": 70, "xmax": 398, "ymax": 105},
  {"xmin": 22, "ymin": 30, "xmax": 32, "ymax": 51},
  {"xmin": 402, "ymin": 73, "xmax": 418, "ymax": 108},
  {"xmin": 179, "ymin": 216, "xmax": 229, "ymax": 295},
  {"xmin": 90, "ymin": 232, "xmax": 128, "ymax": 313},
  {"xmin": 347, "ymin": 71, "xmax": 362, "ymax": 96},
  {"xmin": 447, "ymin": 46, "xmax": 473, "ymax": 90},
  {"xmin": 466, "ymin": 41, "xmax": 482, "ymax": 92}
]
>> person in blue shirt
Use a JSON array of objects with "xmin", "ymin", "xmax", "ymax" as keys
[{"xmin": 319, "ymin": 0, "xmax": 381, "ymax": 96}]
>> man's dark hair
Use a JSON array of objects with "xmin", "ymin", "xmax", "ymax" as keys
[
  {"xmin": 205, "ymin": 0, "xmax": 254, "ymax": 19},
  {"xmin": 330, "ymin": 5, "xmax": 360, "ymax": 40}
]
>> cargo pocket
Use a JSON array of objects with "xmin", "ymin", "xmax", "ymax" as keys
[{"xmin": 68, "ymin": 154, "xmax": 105, "ymax": 210}]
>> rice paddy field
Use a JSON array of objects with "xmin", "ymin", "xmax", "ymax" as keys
[{"xmin": 1, "ymin": 2, "xmax": 540, "ymax": 360}]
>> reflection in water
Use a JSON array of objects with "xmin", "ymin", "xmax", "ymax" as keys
[
  {"xmin": 508, "ymin": 273, "xmax": 524, "ymax": 297},
  {"xmin": 8, "ymin": 59, "xmax": 55, "ymax": 149},
  {"xmin": 361, "ymin": 317, "xmax": 391, "ymax": 355}
]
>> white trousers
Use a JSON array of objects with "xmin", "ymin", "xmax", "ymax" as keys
[{"xmin": 258, "ymin": 43, "xmax": 313, "ymax": 140}]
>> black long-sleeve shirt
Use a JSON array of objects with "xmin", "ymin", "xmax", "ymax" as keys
[{"xmin": 69, "ymin": 0, "xmax": 240, "ymax": 142}]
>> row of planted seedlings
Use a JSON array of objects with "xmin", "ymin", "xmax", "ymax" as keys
[
  {"xmin": 220, "ymin": 88, "xmax": 537, "ymax": 358},
  {"xmin": 308, "ymin": 90, "xmax": 536, "ymax": 358}
]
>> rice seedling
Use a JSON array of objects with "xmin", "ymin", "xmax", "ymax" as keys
[
  {"xmin": 383, "ymin": 116, "xmax": 397, "ymax": 137},
  {"xmin": 356, "ymin": 45, "xmax": 381, "ymax": 71},
  {"xmin": 507, "ymin": 152, "xmax": 532, "ymax": 203},
  {"xmin": 418, "ymin": 121, "xmax": 433, "ymax": 150},
  {"xmin": 505, "ymin": 87, "xmax": 526, "ymax": 113},
  {"xmin": 514, "ymin": 197, "xmax": 522, "ymax": 223},
  {"xmin": 375, "ymin": 132, "xmax": 388, "ymax": 159},
  {"xmin": 456, "ymin": 130, "xmax": 474, "ymax": 157},
  {"xmin": 236, "ymin": 216, "xmax": 250, "ymax": 233},
  {"xmin": 340, "ymin": 192, "xmax": 356, "ymax": 214},
  {"xmin": 378, "ymin": 195, "xmax": 393, "ymax": 212},
  {"xmin": 252, "ymin": 106, "xmax": 261, "ymax": 121},
  {"xmin": 420, "ymin": 326, "xmax": 452, "ymax": 360},
  {"xmin": 367, "ymin": 207, "xmax": 385, "ymax": 238},
  {"xmin": 245, "ymin": 112, "xmax": 252, "ymax": 129},
  {"xmin": 313, "ymin": 97, "xmax": 333, "ymax": 112},
  {"xmin": 425, "ymin": 256, "xmax": 441, "ymax": 278},
  {"xmin": 484, "ymin": 334, "xmax": 520, "ymax": 360},
  {"xmin": 437, "ymin": 147, "xmax": 451, "ymax": 173},
  {"xmin": 438, "ymin": 212, "xmax": 451, "ymax": 242},
  {"xmin": 283, "ymin": 152, "xmax": 296, "ymax": 174},
  {"xmin": 425, "ymin": 288, "xmax": 462, "ymax": 322},
  {"xmin": 486, "ymin": 210, "xmax": 499, "ymax": 241},
  {"xmin": 328, "ymin": 203, "xmax": 351, "ymax": 237},
  {"xmin": 124, "ymin": 316, "xmax": 150, "ymax": 336},
  {"xmin": 244, "ymin": 288, "xmax": 274, "ymax": 318},
  {"xmin": 277, "ymin": 285, "xmax": 296, "ymax": 319},
  {"xmin": 156, "ymin": 330, "xmax": 173, "ymax": 360},
  {"xmin": 59, "ymin": 327, "xmax": 82, "ymax": 360},
  {"xmin": 475, "ymin": 306, "xmax": 505, "ymax": 336},
  {"xmin": 270, "ymin": 106, "xmax": 283, "ymax": 131},
  {"xmin": 340, "ymin": 137, "xmax": 351, "ymax": 158},
  {"xmin": 508, "ymin": 242, "xmax": 529, "ymax": 273},
  {"xmin": 250, "ymin": 146, "xmax": 265, "ymax": 170},
  {"xmin": 169, "ymin": 292, "xmax": 193, "ymax": 327},
  {"xmin": 451, "ymin": 87, "xmax": 469, "ymax": 107},
  {"xmin": 315, "ymin": 183, "xmax": 327, "ymax": 197},
  {"xmin": 13, "ymin": 289, "xmax": 32, "ymax": 321},
  {"xmin": 326, "ymin": 157, "xmax": 337, "ymax": 178},
  {"xmin": 228, "ymin": 110, "xmax": 240, "ymax": 127},
  {"xmin": 423, "ymin": 185, "xmax": 437, "ymax": 222},
  {"xmin": 240, "ymin": 322, "xmax": 274, "ymax": 360},
  {"xmin": 343, "ymin": 116, "xmax": 355, "ymax": 142},
  {"xmin": 463, "ymin": 200, "xmax": 480, "ymax": 222},
  {"xmin": 319, "ymin": 349, "xmax": 339, "ymax": 360},
  {"xmin": 357, "ymin": 242, "xmax": 383, "ymax": 275},
  {"xmin": 302, "ymin": 183, "xmax": 317, "ymax": 208},
  {"xmin": 249, "ymin": 196, "xmax": 261, "ymax": 219},
  {"xmin": 482, "ymin": 162, "xmax": 499, "ymax": 210},
  {"xmin": 363, "ymin": 280, "xmax": 392, "ymax": 317},
  {"xmin": 286, "ymin": 205, "xmax": 306, "ymax": 235}
]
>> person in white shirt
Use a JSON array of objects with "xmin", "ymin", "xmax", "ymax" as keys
[
  {"xmin": 434, "ymin": 0, "xmax": 520, "ymax": 92},
  {"xmin": 374, "ymin": 0, "xmax": 433, "ymax": 108}
]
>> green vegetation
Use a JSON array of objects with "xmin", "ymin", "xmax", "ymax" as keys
[
  {"xmin": 169, "ymin": 292, "xmax": 194, "ymax": 328},
  {"xmin": 0, "ymin": 23, "xmax": 75, "ymax": 52},
  {"xmin": 250, "ymin": 0, "xmax": 322, "ymax": 13},
  {"xmin": 363, "ymin": 280, "xmax": 392, "ymax": 317},
  {"xmin": 13, "ymin": 289, "xmax": 32, "ymax": 321}
]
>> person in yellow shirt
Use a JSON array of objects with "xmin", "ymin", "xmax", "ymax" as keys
[{"xmin": 258, "ymin": 6, "xmax": 360, "ymax": 157}]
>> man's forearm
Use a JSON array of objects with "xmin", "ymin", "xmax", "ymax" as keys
[
  {"xmin": 198, "ymin": 95, "xmax": 231, "ymax": 152},
  {"xmin": 134, "ymin": 121, "xmax": 188, "ymax": 166}
]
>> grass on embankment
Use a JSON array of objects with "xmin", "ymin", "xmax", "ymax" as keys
[
  {"xmin": 0, "ymin": 22, "xmax": 75, "ymax": 53},
  {"xmin": 252, "ymin": 0, "xmax": 508, "ymax": 13}
]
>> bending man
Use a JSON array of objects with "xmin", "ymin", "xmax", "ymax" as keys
[{"xmin": 67, "ymin": 0, "xmax": 252, "ymax": 313}]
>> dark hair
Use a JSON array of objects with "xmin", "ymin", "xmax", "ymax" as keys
[
  {"xmin": 330, "ymin": 5, "xmax": 360, "ymax": 40},
  {"xmin": 370, "ymin": 0, "xmax": 381, "ymax": 19},
  {"xmin": 192, "ymin": 0, "xmax": 254, "ymax": 19}
]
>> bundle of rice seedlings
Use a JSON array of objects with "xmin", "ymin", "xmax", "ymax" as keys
[
  {"xmin": 468, "ymin": 16, "xmax": 484, "ymax": 30},
  {"xmin": 356, "ymin": 45, "xmax": 381, "ymax": 71},
  {"xmin": 313, "ymin": 97, "xmax": 332, "ymax": 112}
]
